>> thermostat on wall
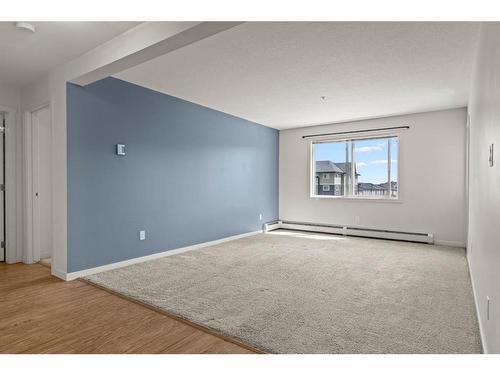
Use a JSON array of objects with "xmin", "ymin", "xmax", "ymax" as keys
[{"xmin": 116, "ymin": 144, "xmax": 126, "ymax": 156}]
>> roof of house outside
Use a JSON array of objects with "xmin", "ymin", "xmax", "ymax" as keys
[
  {"xmin": 315, "ymin": 161, "xmax": 359, "ymax": 176},
  {"xmin": 315, "ymin": 160, "xmax": 344, "ymax": 173},
  {"xmin": 335, "ymin": 162, "xmax": 354, "ymax": 174}
]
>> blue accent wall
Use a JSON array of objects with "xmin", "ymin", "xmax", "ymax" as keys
[{"xmin": 67, "ymin": 77, "xmax": 278, "ymax": 272}]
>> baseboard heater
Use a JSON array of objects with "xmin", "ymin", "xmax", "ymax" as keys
[{"xmin": 264, "ymin": 220, "xmax": 434, "ymax": 244}]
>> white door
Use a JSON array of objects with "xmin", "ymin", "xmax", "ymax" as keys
[
  {"xmin": 0, "ymin": 112, "xmax": 4, "ymax": 262},
  {"xmin": 32, "ymin": 106, "xmax": 53, "ymax": 261}
]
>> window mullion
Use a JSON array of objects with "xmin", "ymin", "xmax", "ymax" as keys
[
  {"xmin": 387, "ymin": 138, "xmax": 391, "ymax": 197},
  {"xmin": 344, "ymin": 141, "xmax": 348, "ymax": 196},
  {"xmin": 350, "ymin": 140, "xmax": 355, "ymax": 197}
]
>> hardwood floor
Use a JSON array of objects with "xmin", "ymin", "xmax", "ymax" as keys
[{"xmin": 0, "ymin": 263, "xmax": 254, "ymax": 354}]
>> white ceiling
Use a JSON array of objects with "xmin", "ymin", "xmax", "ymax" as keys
[
  {"xmin": 116, "ymin": 22, "xmax": 480, "ymax": 129},
  {"xmin": 0, "ymin": 22, "xmax": 140, "ymax": 87}
]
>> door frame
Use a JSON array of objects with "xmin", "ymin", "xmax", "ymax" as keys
[
  {"xmin": 0, "ymin": 105, "xmax": 19, "ymax": 264},
  {"xmin": 23, "ymin": 102, "xmax": 54, "ymax": 267}
]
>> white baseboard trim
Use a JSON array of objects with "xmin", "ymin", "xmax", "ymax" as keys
[
  {"xmin": 466, "ymin": 250, "xmax": 488, "ymax": 354},
  {"xmin": 434, "ymin": 240, "xmax": 466, "ymax": 248},
  {"xmin": 61, "ymin": 230, "xmax": 263, "ymax": 282},
  {"xmin": 52, "ymin": 267, "xmax": 67, "ymax": 281}
]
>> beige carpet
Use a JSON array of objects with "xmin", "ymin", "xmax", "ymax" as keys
[{"xmin": 85, "ymin": 230, "xmax": 482, "ymax": 353}]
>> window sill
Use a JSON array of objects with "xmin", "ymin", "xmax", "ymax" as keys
[{"xmin": 310, "ymin": 195, "xmax": 403, "ymax": 203}]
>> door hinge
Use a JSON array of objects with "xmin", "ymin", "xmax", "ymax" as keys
[
  {"xmin": 0, "ymin": 184, "xmax": 4, "ymax": 191},
  {"xmin": 1, "ymin": 241, "xmax": 5, "ymax": 249}
]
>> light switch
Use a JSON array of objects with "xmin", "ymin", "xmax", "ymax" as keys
[{"xmin": 116, "ymin": 144, "xmax": 126, "ymax": 156}]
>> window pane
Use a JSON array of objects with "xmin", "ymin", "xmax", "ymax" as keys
[
  {"xmin": 353, "ymin": 137, "xmax": 391, "ymax": 197},
  {"xmin": 390, "ymin": 137, "xmax": 398, "ymax": 198},
  {"xmin": 312, "ymin": 135, "xmax": 399, "ymax": 199},
  {"xmin": 313, "ymin": 141, "xmax": 350, "ymax": 196}
]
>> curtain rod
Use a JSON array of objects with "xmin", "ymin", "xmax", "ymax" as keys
[{"xmin": 302, "ymin": 125, "xmax": 410, "ymax": 139}]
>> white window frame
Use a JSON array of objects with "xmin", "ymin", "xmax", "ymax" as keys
[{"xmin": 309, "ymin": 129, "xmax": 403, "ymax": 202}]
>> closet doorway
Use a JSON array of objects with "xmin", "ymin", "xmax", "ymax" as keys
[{"xmin": 25, "ymin": 105, "xmax": 53, "ymax": 266}]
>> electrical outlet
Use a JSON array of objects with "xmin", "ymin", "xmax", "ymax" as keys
[
  {"xmin": 139, "ymin": 230, "xmax": 146, "ymax": 241},
  {"xmin": 259, "ymin": 213, "xmax": 263, "ymax": 221}
]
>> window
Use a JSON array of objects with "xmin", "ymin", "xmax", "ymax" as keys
[{"xmin": 312, "ymin": 135, "xmax": 399, "ymax": 199}]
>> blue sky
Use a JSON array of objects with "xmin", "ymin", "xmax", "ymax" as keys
[{"xmin": 315, "ymin": 137, "xmax": 398, "ymax": 184}]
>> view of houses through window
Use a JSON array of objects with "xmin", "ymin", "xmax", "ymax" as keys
[{"xmin": 312, "ymin": 135, "xmax": 398, "ymax": 199}]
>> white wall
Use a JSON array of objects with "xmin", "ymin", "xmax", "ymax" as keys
[
  {"xmin": 467, "ymin": 23, "xmax": 500, "ymax": 354},
  {"xmin": 0, "ymin": 83, "xmax": 20, "ymax": 108},
  {"xmin": 279, "ymin": 107, "xmax": 467, "ymax": 246}
]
